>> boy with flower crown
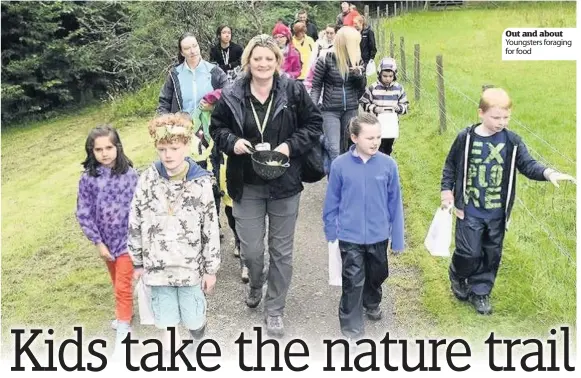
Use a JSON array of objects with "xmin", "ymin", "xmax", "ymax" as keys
[{"xmin": 128, "ymin": 112, "xmax": 221, "ymax": 352}]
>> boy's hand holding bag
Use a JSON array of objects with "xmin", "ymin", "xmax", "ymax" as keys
[{"xmin": 424, "ymin": 205, "xmax": 454, "ymax": 257}]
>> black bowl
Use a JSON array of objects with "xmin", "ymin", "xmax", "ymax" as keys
[{"xmin": 251, "ymin": 150, "xmax": 290, "ymax": 181}]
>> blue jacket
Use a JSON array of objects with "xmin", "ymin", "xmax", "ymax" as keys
[{"xmin": 323, "ymin": 145, "xmax": 405, "ymax": 251}]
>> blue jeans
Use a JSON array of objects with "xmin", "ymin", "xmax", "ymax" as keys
[{"xmin": 322, "ymin": 109, "xmax": 359, "ymax": 164}]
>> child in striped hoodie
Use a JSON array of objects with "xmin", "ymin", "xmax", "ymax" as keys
[{"xmin": 360, "ymin": 57, "xmax": 409, "ymax": 156}]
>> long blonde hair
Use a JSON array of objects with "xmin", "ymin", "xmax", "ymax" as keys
[
  {"xmin": 241, "ymin": 34, "xmax": 284, "ymax": 75},
  {"xmin": 334, "ymin": 26, "xmax": 361, "ymax": 79}
]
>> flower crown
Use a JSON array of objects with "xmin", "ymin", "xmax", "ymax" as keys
[{"xmin": 148, "ymin": 113, "xmax": 194, "ymax": 144}]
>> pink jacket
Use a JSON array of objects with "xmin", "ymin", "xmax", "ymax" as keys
[{"xmin": 281, "ymin": 46, "xmax": 302, "ymax": 80}]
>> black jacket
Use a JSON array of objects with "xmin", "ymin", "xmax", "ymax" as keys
[
  {"xmin": 209, "ymin": 74, "xmax": 323, "ymax": 202},
  {"xmin": 156, "ymin": 61, "xmax": 228, "ymax": 114},
  {"xmin": 360, "ymin": 26, "xmax": 377, "ymax": 66},
  {"xmin": 310, "ymin": 52, "xmax": 367, "ymax": 112},
  {"xmin": 441, "ymin": 124, "xmax": 549, "ymax": 229},
  {"xmin": 209, "ymin": 43, "xmax": 244, "ymax": 73}
]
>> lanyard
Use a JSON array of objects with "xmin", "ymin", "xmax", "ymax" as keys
[
  {"xmin": 221, "ymin": 48, "xmax": 230, "ymax": 65},
  {"xmin": 250, "ymin": 94, "xmax": 273, "ymax": 143}
]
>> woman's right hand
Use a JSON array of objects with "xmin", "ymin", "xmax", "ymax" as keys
[{"xmin": 234, "ymin": 139, "xmax": 253, "ymax": 155}]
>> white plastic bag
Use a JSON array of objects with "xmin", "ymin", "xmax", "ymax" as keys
[
  {"xmin": 377, "ymin": 111, "xmax": 399, "ymax": 139},
  {"xmin": 424, "ymin": 207, "xmax": 453, "ymax": 257},
  {"xmin": 136, "ymin": 277, "xmax": 155, "ymax": 325},
  {"xmin": 328, "ymin": 240, "xmax": 342, "ymax": 286},
  {"xmin": 366, "ymin": 60, "xmax": 376, "ymax": 76}
]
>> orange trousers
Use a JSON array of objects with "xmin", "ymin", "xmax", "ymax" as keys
[{"xmin": 105, "ymin": 254, "xmax": 134, "ymax": 322}]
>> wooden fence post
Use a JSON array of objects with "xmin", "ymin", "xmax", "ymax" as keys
[
  {"xmin": 414, "ymin": 44, "xmax": 420, "ymax": 101},
  {"xmin": 400, "ymin": 36, "xmax": 406, "ymax": 81},
  {"xmin": 436, "ymin": 55, "xmax": 447, "ymax": 133}
]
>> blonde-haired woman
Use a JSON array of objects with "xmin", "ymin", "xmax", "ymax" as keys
[
  {"xmin": 210, "ymin": 34, "xmax": 323, "ymax": 338},
  {"xmin": 310, "ymin": 26, "xmax": 366, "ymax": 165}
]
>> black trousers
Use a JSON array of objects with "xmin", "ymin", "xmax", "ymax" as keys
[
  {"xmin": 338, "ymin": 239, "xmax": 389, "ymax": 338},
  {"xmin": 379, "ymin": 138, "xmax": 395, "ymax": 155},
  {"xmin": 449, "ymin": 215, "xmax": 506, "ymax": 296},
  {"xmin": 224, "ymin": 205, "xmax": 240, "ymax": 248}
]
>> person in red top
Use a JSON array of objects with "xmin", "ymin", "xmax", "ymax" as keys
[{"xmin": 342, "ymin": 4, "xmax": 360, "ymax": 27}]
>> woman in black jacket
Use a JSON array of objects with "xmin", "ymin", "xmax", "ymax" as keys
[
  {"xmin": 354, "ymin": 15, "xmax": 377, "ymax": 68},
  {"xmin": 209, "ymin": 25, "xmax": 244, "ymax": 81},
  {"xmin": 310, "ymin": 26, "xmax": 366, "ymax": 165},
  {"xmin": 210, "ymin": 34, "xmax": 323, "ymax": 339}
]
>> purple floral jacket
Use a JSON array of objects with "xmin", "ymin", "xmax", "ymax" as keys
[{"xmin": 75, "ymin": 166, "xmax": 139, "ymax": 259}]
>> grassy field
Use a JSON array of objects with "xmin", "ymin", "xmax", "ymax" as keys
[
  {"xmin": 379, "ymin": 0, "xmax": 577, "ymax": 345},
  {"xmin": 1, "ymin": 0, "xmax": 576, "ymax": 355}
]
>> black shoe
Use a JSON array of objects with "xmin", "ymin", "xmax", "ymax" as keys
[
  {"xmin": 451, "ymin": 279, "xmax": 469, "ymax": 301},
  {"xmin": 189, "ymin": 323, "xmax": 206, "ymax": 340},
  {"xmin": 470, "ymin": 294, "xmax": 492, "ymax": 315},
  {"xmin": 246, "ymin": 287, "xmax": 262, "ymax": 308},
  {"xmin": 364, "ymin": 307, "xmax": 382, "ymax": 321},
  {"xmin": 265, "ymin": 315, "xmax": 284, "ymax": 338}
]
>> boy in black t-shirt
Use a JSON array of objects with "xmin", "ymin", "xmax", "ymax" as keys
[{"xmin": 440, "ymin": 87, "xmax": 575, "ymax": 315}]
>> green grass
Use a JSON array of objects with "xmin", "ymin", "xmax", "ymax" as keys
[
  {"xmin": 380, "ymin": 1, "xmax": 576, "ymax": 344},
  {"xmin": 1, "ymin": 105, "xmax": 158, "ymax": 342}
]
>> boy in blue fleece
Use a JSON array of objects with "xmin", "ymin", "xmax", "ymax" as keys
[
  {"xmin": 441, "ymin": 87, "xmax": 575, "ymax": 315},
  {"xmin": 323, "ymin": 112, "xmax": 404, "ymax": 341}
]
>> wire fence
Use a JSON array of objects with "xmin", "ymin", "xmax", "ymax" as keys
[{"xmin": 362, "ymin": 4, "xmax": 576, "ymax": 270}]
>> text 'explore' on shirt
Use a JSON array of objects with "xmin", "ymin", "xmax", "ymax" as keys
[{"xmin": 464, "ymin": 130, "xmax": 508, "ymax": 219}]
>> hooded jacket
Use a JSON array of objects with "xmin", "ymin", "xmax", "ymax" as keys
[
  {"xmin": 128, "ymin": 157, "xmax": 220, "ymax": 286},
  {"xmin": 441, "ymin": 124, "xmax": 549, "ymax": 229}
]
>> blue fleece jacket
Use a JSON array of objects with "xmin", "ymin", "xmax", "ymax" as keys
[{"xmin": 323, "ymin": 145, "xmax": 405, "ymax": 251}]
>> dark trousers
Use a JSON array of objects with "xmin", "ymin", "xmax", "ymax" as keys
[
  {"xmin": 225, "ymin": 205, "xmax": 240, "ymax": 248},
  {"xmin": 379, "ymin": 138, "xmax": 395, "ymax": 155},
  {"xmin": 338, "ymin": 239, "xmax": 389, "ymax": 338},
  {"xmin": 449, "ymin": 215, "xmax": 506, "ymax": 296}
]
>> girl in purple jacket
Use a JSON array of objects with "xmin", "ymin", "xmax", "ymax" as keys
[{"xmin": 75, "ymin": 125, "xmax": 139, "ymax": 357}]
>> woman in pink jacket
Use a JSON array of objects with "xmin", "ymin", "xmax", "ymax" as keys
[{"xmin": 272, "ymin": 23, "xmax": 301, "ymax": 80}]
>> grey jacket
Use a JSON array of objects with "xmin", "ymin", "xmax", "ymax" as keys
[{"xmin": 156, "ymin": 60, "xmax": 229, "ymax": 114}]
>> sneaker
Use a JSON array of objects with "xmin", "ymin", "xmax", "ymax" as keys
[
  {"xmin": 233, "ymin": 245, "xmax": 240, "ymax": 258},
  {"xmin": 190, "ymin": 322, "xmax": 206, "ymax": 340},
  {"xmin": 451, "ymin": 279, "xmax": 469, "ymax": 301},
  {"xmin": 364, "ymin": 307, "xmax": 382, "ymax": 321},
  {"xmin": 241, "ymin": 266, "xmax": 249, "ymax": 283},
  {"xmin": 112, "ymin": 322, "xmax": 131, "ymax": 360},
  {"xmin": 264, "ymin": 315, "xmax": 284, "ymax": 338},
  {"xmin": 470, "ymin": 294, "xmax": 492, "ymax": 315},
  {"xmin": 246, "ymin": 287, "xmax": 262, "ymax": 308}
]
